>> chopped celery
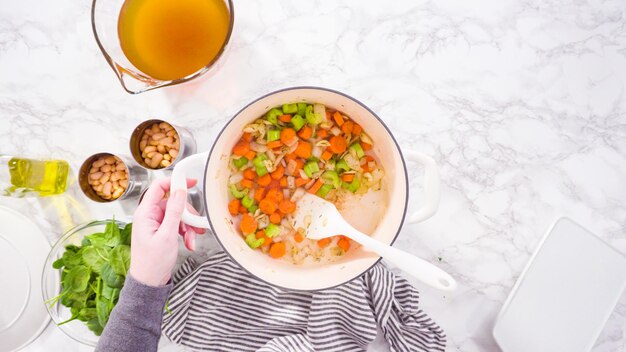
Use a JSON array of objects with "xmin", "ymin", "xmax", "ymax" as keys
[
  {"xmin": 229, "ymin": 185, "xmax": 248, "ymax": 199},
  {"xmin": 297, "ymin": 103, "xmax": 308, "ymax": 117},
  {"xmin": 342, "ymin": 176, "xmax": 361, "ymax": 193},
  {"xmin": 335, "ymin": 159, "xmax": 350, "ymax": 173},
  {"xmin": 349, "ymin": 143, "xmax": 365, "ymax": 158},
  {"xmin": 282, "ymin": 103, "xmax": 298, "ymax": 114},
  {"xmin": 241, "ymin": 194, "xmax": 254, "ymax": 209},
  {"xmin": 317, "ymin": 184, "xmax": 333, "ymax": 198},
  {"xmin": 253, "ymin": 154, "xmax": 268, "ymax": 176},
  {"xmin": 291, "ymin": 115, "xmax": 305, "ymax": 131},
  {"xmin": 245, "ymin": 233, "xmax": 264, "ymax": 248},
  {"xmin": 248, "ymin": 205, "xmax": 258, "ymax": 214},
  {"xmin": 265, "ymin": 223, "xmax": 281, "ymax": 238},
  {"xmin": 267, "ymin": 129, "xmax": 281, "ymax": 142},
  {"xmin": 303, "ymin": 161, "xmax": 320, "ymax": 178},
  {"xmin": 266, "ymin": 108, "xmax": 283, "ymax": 125},
  {"xmin": 321, "ymin": 170, "xmax": 340, "ymax": 188},
  {"xmin": 305, "ymin": 105, "xmax": 323, "ymax": 125},
  {"xmin": 232, "ymin": 157, "xmax": 248, "ymax": 169}
]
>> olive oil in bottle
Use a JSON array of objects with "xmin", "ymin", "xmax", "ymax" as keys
[{"xmin": 2, "ymin": 157, "xmax": 69, "ymax": 197}]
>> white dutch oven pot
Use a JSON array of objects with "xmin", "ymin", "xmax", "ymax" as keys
[{"xmin": 172, "ymin": 87, "xmax": 442, "ymax": 291}]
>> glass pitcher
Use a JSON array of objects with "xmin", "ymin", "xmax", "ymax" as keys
[{"xmin": 91, "ymin": 0, "xmax": 234, "ymax": 94}]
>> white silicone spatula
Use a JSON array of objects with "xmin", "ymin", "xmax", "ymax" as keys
[{"xmin": 292, "ymin": 192, "xmax": 457, "ymax": 291}]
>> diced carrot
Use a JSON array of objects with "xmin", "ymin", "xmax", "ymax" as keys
[
  {"xmin": 228, "ymin": 199, "xmax": 241, "ymax": 215},
  {"xmin": 294, "ymin": 141, "xmax": 312, "ymax": 158},
  {"xmin": 232, "ymin": 140, "xmax": 250, "ymax": 156},
  {"xmin": 317, "ymin": 129, "xmax": 328, "ymax": 139},
  {"xmin": 294, "ymin": 232, "xmax": 304, "ymax": 243},
  {"xmin": 271, "ymin": 165, "xmax": 284, "ymax": 180},
  {"xmin": 298, "ymin": 126, "xmax": 312, "ymax": 140},
  {"xmin": 244, "ymin": 150, "xmax": 256, "ymax": 160},
  {"xmin": 279, "ymin": 176, "xmax": 288, "ymax": 187},
  {"xmin": 243, "ymin": 132, "xmax": 254, "ymax": 142},
  {"xmin": 308, "ymin": 179, "xmax": 324, "ymax": 194},
  {"xmin": 243, "ymin": 168, "xmax": 256, "ymax": 180},
  {"xmin": 267, "ymin": 178, "xmax": 281, "ymax": 190},
  {"xmin": 269, "ymin": 212, "xmax": 282, "ymax": 224},
  {"xmin": 240, "ymin": 179, "xmax": 254, "ymax": 189},
  {"xmin": 352, "ymin": 124, "xmax": 362, "ymax": 135},
  {"xmin": 278, "ymin": 200, "xmax": 296, "ymax": 214},
  {"xmin": 332, "ymin": 111, "xmax": 344, "ymax": 126},
  {"xmin": 360, "ymin": 142, "xmax": 372, "ymax": 151},
  {"xmin": 325, "ymin": 111, "xmax": 332, "ymax": 121},
  {"xmin": 341, "ymin": 121, "xmax": 354, "ymax": 134},
  {"xmin": 257, "ymin": 231, "xmax": 272, "ymax": 247},
  {"xmin": 341, "ymin": 174, "xmax": 354, "ymax": 182},
  {"xmin": 266, "ymin": 140, "xmax": 282, "ymax": 149},
  {"xmin": 321, "ymin": 149, "xmax": 333, "ymax": 161},
  {"xmin": 254, "ymin": 187, "xmax": 266, "ymax": 202},
  {"xmin": 265, "ymin": 188, "xmax": 283, "ymax": 202},
  {"xmin": 240, "ymin": 213, "xmax": 257, "ymax": 234},
  {"xmin": 337, "ymin": 236, "xmax": 350, "ymax": 251},
  {"xmin": 259, "ymin": 198, "xmax": 277, "ymax": 215},
  {"xmin": 285, "ymin": 152, "xmax": 297, "ymax": 163},
  {"xmin": 257, "ymin": 174, "xmax": 272, "ymax": 187},
  {"xmin": 269, "ymin": 242, "xmax": 286, "ymax": 258},
  {"xmin": 329, "ymin": 135, "xmax": 347, "ymax": 154},
  {"xmin": 280, "ymin": 128, "xmax": 297, "ymax": 144},
  {"xmin": 239, "ymin": 205, "xmax": 247, "ymax": 213},
  {"xmin": 294, "ymin": 159, "xmax": 304, "ymax": 172},
  {"xmin": 295, "ymin": 177, "xmax": 308, "ymax": 187},
  {"xmin": 278, "ymin": 114, "xmax": 292, "ymax": 123},
  {"xmin": 317, "ymin": 238, "xmax": 331, "ymax": 248}
]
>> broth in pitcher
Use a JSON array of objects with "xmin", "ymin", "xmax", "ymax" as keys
[{"xmin": 118, "ymin": 0, "xmax": 230, "ymax": 81}]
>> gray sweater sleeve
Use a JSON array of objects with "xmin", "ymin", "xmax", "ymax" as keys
[{"xmin": 95, "ymin": 274, "xmax": 171, "ymax": 352}]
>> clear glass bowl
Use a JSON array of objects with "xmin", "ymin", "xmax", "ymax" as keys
[{"xmin": 41, "ymin": 219, "xmax": 127, "ymax": 347}]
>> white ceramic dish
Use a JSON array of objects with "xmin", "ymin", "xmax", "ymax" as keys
[
  {"xmin": 0, "ymin": 206, "xmax": 52, "ymax": 352},
  {"xmin": 493, "ymin": 217, "xmax": 626, "ymax": 352},
  {"xmin": 171, "ymin": 86, "xmax": 441, "ymax": 291}
]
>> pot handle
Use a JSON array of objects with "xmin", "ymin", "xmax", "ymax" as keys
[
  {"xmin": 171, "ymin": 151, "xmax": 211, "ymax": 228},
  {"xmin": 404, "ymin": 150, "xmax": 440, "ymax": 223}
]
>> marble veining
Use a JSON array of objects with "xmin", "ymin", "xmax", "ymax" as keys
[{"xmin": 1, "ymin": 0, "xmax": 625, "ymax": 351}]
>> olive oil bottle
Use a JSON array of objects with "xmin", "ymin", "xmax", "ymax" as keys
[{"xmin": 1, "ymin": 157, "xmax": 69, "ymax": 197}]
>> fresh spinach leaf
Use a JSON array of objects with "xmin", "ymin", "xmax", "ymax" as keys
[
  {"xmin": 82, "ymin": 245, "xmax": 109, "ymax": 273},
  {"xmin": 108, "ymin": 245, "xmax": 130, "ymax": 276},
  {"xmin": 120, "ymin": 223, "xmax": 132, "ymax": 246},
  {"xmin": 64, "ymin": 265, "xmax": 91, "ymax": 293},
  {"xmin": 101, "ymin": 263, "xmax": 125, "ymax": 288},
  {"xmin": 96, "ymin": 296, "xmax": 110, "ymax": 327},
  {"xmin": 87, "ymin": 317, "xmax": 103, "ymax": 336},
  {"xmin": 52, "ymin": 257, "xmax": 64, "ymax": 269},
  {"xmin": 103, "ymin": 221, "xmax": 122, "ymax": 247}
]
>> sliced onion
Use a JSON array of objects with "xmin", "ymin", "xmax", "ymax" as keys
[
  {"xmin": 287, "ymin": 159, "xmax": 297, "ymax": 175},
  {"xmin": 316, "ymin": 140, "xmax": 331, "ymax": 148},
  {"xmin": 312, "ymin": 145, "xmax": 322, "ymax": 159},
  {"xmin": 314, "ymin": 103, "xmax": 326, "ymax": 122},
  {"xmin": 304, "ymin": 179, "xmax": 316, "ymax": 189},
  {"xmin": 257, "ymin": 214, "xmax": 269, "ymax": 229},
  {"xmin": 331, "ymin": 126, "xmax": 342, "ymax": 136},
  {"xmin": 320, "ymin": 121, "xmax": 333, "ymax": 129},
  {"xmin": 344, "ymin": 154, "xmax": 361, "ymax": 170},
  {"xmin": 360, "ymin": 132, "xmax": 373, "ymax": 145},
  {"xmin": 285, "ymin": 136, "xmax": 299, "ymax": 147},
  {"xmin": 250, "ymin": 141, "xmax": 267, "ymax": 153},
  {"xmin": 298, "ymin": 169, "xmax": 309, "ymax": 180},
  {"xmin": 283, "ymin": 189, "xmax": 290, "ymax": 199},
  {"xmin": 291, "ymin": 188, "xmax": 305, "ymax": 202},
  {"xmin": 287, "ymin": 176, "xmax": 295, "ymax": 189},
  {"xmin": 229, "ymin": 172, "xmax": 243, "ymax": 185}
]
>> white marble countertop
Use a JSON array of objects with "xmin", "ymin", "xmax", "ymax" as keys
[{"xmin": 2, "ymin": 0, "xmax": 625, "ymax": 351}]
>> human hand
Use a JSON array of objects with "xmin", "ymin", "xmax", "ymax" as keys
[{"xmin": 129, "ymin": 178, "xmax": 205, "ymax": 287}]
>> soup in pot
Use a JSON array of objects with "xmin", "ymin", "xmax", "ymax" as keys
[{"xmin": 226, "ymin": 103, "xmax": 385, "ymax": 264}]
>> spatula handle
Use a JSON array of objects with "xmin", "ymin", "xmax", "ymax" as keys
[{"xmin": 348, "ymin": 231, "xmax": 457, "ymax": 291}]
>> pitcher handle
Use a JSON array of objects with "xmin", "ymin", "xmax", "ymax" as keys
[
  {"xmin": 403, "ymin": 150, "xmax": 440, "ymax": 223},
  {"xmin": 171, "ymin": 152, "xmax": 211, "ymax": 228}
]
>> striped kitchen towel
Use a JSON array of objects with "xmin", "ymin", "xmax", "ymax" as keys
[{"xmin": 162, "ymin": 252, "xmax": 446, "ymax": 352}]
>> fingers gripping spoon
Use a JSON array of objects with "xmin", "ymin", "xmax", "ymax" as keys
[{"xmin": 292, "ymin": 193, "xmax": 457, "ymax": 291}]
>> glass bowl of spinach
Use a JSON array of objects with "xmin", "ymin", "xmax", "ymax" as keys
[{"xmin": 41, "ymin": 219, "xmax": 132, "ymax": 346}]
